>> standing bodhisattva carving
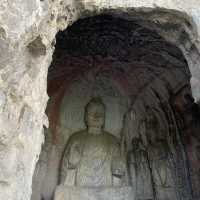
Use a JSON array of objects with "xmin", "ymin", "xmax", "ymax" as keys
[
  {"xmin": 128, "ymin": 137, "xmax": 154, "ymax": 200},
  {"xmin": 145, "ymin": 109, "xmax": 178, "ymax": 200}
]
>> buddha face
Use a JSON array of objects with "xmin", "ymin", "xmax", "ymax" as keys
[{"xmin": 85, "ymin": 102, "xmax": 105, "ymax": 129}]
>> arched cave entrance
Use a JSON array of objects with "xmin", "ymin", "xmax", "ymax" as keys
[{"xmin": 31, "ymin": 14, "xmax": 200, "ymax": 200}]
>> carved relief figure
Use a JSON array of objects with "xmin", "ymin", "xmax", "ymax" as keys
[
  {"xmin": 128, "ymin": 136, "xmax": 154, "ymax": 200},
  {"xmin": 60, "ymin": 97, "xmax": 127, "ymax": 187},
  {"xmin": 172, "ymin": 86, "xmax": 200, "ymax": 198},
  {"xmin": 145, "ymin": 108, "xmax": 178, "ymax": 200}
]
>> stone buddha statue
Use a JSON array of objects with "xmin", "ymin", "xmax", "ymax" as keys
[{"xmin": 54, "ymin": 98, "xmax": 132, "ymax": 200}]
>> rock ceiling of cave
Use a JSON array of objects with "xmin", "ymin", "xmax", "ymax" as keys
[{"xmin": 48, "ymin": 15, "xmax": 190, "ymax": 97}]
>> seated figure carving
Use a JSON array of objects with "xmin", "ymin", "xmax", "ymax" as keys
[{"xmin": 54, "ymin": 98, "xmax": 132, "ymax": 200}]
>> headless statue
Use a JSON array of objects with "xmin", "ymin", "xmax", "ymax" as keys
[
  {"xmin": 145, "ymin": 109, "xmax": 178, "ymax": 200},
  {"xmin": 128, "ymin": 138, "xmax": 154, "ymax": 200}
]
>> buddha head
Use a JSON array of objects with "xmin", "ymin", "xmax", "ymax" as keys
[{"xmin": 85, "ymin": 97, "xmax": 106, "ymax": 130}]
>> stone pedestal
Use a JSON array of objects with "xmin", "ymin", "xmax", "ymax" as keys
[{"xmin": 54, "ymin": 185, "xmax": 134, "ymax": 200}]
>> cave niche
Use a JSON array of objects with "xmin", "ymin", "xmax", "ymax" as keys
[{"xmin": 31, "ymin": 14, "xmax": 199, "ymax": 200}]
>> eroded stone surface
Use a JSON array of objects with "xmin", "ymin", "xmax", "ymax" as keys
[
  {"xmin": 1, "ymin": 1, "xmax": 200, "ymax": 200},
  {"xmin": 54, "ymin": 185, "xmax": 133, "ymax": 200}
]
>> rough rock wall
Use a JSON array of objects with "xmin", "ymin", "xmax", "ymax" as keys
[{"xmin": 1, "ymin": 0, "xmax": 200, "ymax": 200}]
